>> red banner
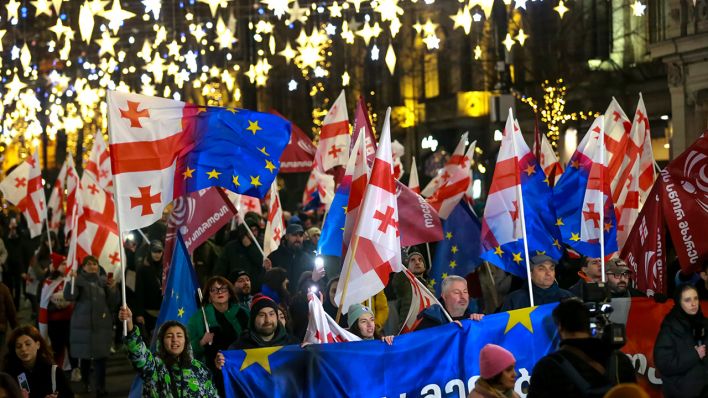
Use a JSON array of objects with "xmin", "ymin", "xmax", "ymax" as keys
[
  {"xmin": 660, "ymin": 132, "xmax": 708, "ymax": 273},
  {"xmin": 396, "ymin": 181, "xmax": 443, "ymax": 247},
  {"xmin": 272, "ymin": 110, "xmax": 317, "ymax": 173}
]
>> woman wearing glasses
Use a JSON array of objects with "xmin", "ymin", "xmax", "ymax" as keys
[{"xmin": 186, "ymin": 276, "xmax": 248, "ymax": 395}]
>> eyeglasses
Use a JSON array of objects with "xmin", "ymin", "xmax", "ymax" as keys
[
  {"xmin": 608, "ymin": 272, "xmax": 630, "ymax": 279},
  {"xmin": 210, "ymin": 286, "xmax": 229, "ymax": 294}
]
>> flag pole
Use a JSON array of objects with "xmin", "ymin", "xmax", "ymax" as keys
[
  {"xmin": 510, "ymin": 114, "xmax": 534, "ymax": 308},
  {"xmin": 424, "ymin": 242, "xmax": 433, "ymax": 273},
  {"xmin": 44, "ymin": 214, "xmax": 53, "ymax": 255},
  {"xmin": 240, "ymin": 216, "xmax": 265, "ymax": 256},
  {"xmin": 196, "ymin": 288, "xmax": 211, "ymax": 338},
  {"xmin": 335, "ymin": 234, "xmax": 360, "ymax": 324},
  {"xmin": 599, "ymin": 116, "xmax": 606, "ymax": 283}
]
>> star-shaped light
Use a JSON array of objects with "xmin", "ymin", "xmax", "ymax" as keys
[
  {"xmin": 356, "ymin": 21, "xmax": 382, "ymax": 45},
  {"xmin": 423, "ymin": 34, "xmax": 440, "ymax": 50},
  {"xmin": 375, "ymin": 0, "xmax": 403, "ymax": 22},
  {"xmin": 389, "ymin": 17, "xmax": 402, "ymax": 37},
  {"xmin": 288, "ymin": 79, "xmax": 298, "ymax": 91},
  {"xmin": 631, "ymin": 0, "xmax": 646, "ymax": 16},
  {"xmin": 6, "ymin": 0, "xmax": 21, "ymax": 20},
  {"xmin": 340, "ymin": 20, "xmax": 355, "ymax": 43},
  {"xmin": 197, "ymin": 0, "xmax": 229, "ymax": 18},
  {"xmin": 262, "ymin": 0, "xmax": 292, "ymax": 19},
  {"xmin": 422, "ymin": 18, "xmax": 438, "ymax": 36},
  {"xmin": 412, "ymin": 20, "xmax": 423, "ymax": 34},
  {"xmin": 190, "ymin": 25, "xmax": 207, "ymax": 42},
  {"xmin": 370, "ymin": 44, "xmax": 380, "ymax": 61},
  {"xmin": 30, "ymin": 0, "xmax": 53, "ymax": 17},
  {"xmin": 451, "ymin": 5, "xmax": 473, "ymax": 34},
  {"xmin": 10, "ymin": 46, "xmax": 20, "ymax": 60},
  {"xmin": 5, "ymin": 74, "xmax": 27, "ymax": 99},
  {"xmin": 146, "ymin": 53, "xmax": 166, "ymax": 83},
  {"xmin": 166, "ymin": 40, "xmax": 181, "ymax": 58},
  {"xmin": 142, "ymin": 0, "xmax": 161, "ymax": 19},
  {"xmin": 554, "ymin": 0, "xmax": 569, "ymax": 18},
  {"xmin": 254, "ymin": 20, "xmax": 274, "ymax": 34},
  {"xmin": 502, "ymin": 33, "xmax": 515, "ymax": 51},
  {"xmin": 278, "ymin": 41, "xmax": 297, "ymax": 63},
  {"xmin": 385, "ymin": 43, "xmax": 396, "ymax": 74},
  {"xmin": 514, "ymin": 0, "xmax": 527, "ymax": 9},
  {"xmin": 49, "ymin": 18, "xmax": 72, "ymax": 41},
  {"xmin": 474, "ymin": 45, "xmax": 482, "ymax": 60},
  {"xmin": 100, "ymin": 0, "xmax": 136, "ymax": 34},
  {"xmin": 325, "ymin": 23, "xmax": 337, "ymax": 36},
  {"xmin": 78, "ymin": 3, "xmax": 96, "ymax": 43},
  {"xmin": 215, "ymin": 18, "xmax": 236, "ymax": 49},
  {"xmin": 88, "ymin": 0, "xmax": 109, "ymax": 13},
  {"xmin": 342, "ymin": 71, "xmax": 350, "ymax": 86},
  {"xmin": 286, "ymin": 0, "xmax": 309, "ymax": 24},
  {"xmin": 516, "ymin": 29, "xmax": 528, "ymax": 46},
  {"xmin": 328, "ymin": 1, "xmax": 343, "ymax": 17}
]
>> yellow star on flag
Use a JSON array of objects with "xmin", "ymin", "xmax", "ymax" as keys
[
  {"xmin": 239, "ymin": 346, "xmax": 283, "ymax": 374},
  {"xmin": 512, "ymin": 252, "xmax": 523, "ymax": 264},
  {"xmin": 247, "ymin": 120, "xmax": 262, "ymax": 135},
  {"xmin": 535, "ymin": 250, "xmax": 546, "ymax": 256},
  {"xmin": 177, "ymin": 307, "xmax": 185, "ymax": 317},
  {"xmin": 524, "ymin": 164, "xmax": 536, "ymax": 176},
  {"xmin": 183, "ymin": 167, "xmax": 195, "ymax": 179},
  {"xmin": 504, "ymin": 306, "xmax": 536, "ymax": 334},
  {"xmin": 570, "ymin": 160, "xmax": 580, "ymax": 169},
  {"xmin": 449, "ymin": 260, "xmax": 457, "ymax": 268},
  {"xmin": 207, "ymin": 169, "xmax": 221, "ymax": 179},
  {"xmin": 553, "ymin": 239, "xmax": 561, "ymax": 249},
  {"xmin": 264, "ymin": 159, "xmax": 276, "ymax": 173},
  {"xmin": 451, "ymin": 246, "xmax": 458, "ymax": 254},
  {"xmin": 446, "ymin": 232, "xmax": 453, "ymax": 240},
  {"xmin": 555, "ymin": 218, "xmax": 564, "ymax": 226},
  {"xmin": 342, "ymin": 206, "xmax": 348, "ymax": 214},
  {"xmin": 604, "ymin": 222, "xmax": 612, "ymax": 232},
  {"xmin": 232, "ymin": 175, "xmax": 240, "ymax": 187},
  {"xmin": 494, "ymin": 246, "xmax": 504, "ymax": 256},
  {"xmin": 543, "ymin": 175, "xmax": 550, "ymax": 186},
  {"xmin": 441, "ymin": 273, "xmax": 448, "ymax": 279},
  {"xmin": 429, "ymin": 279, "xmax": 436, "ymax": 287},
  {"xmin": 250, "ymin": 175, "xmax": 262, "ymax": 187},
  {"xmin": 570, "ymin": 232, "xmax": 581, "ymax": 242},
  {"xmin": 258, "ymin": 146, "xmax": 270, "ymax": 156}
]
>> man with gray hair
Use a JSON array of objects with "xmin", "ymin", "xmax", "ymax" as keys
[{"xmin": 413, "ymin": 275, "xmax": 484, "ymax": 331}]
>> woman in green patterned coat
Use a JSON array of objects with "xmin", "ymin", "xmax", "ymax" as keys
[{"xmin": 118, "ymin": 305, "xmax": 218, "ymax": 397}]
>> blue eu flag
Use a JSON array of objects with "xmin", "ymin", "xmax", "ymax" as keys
[
  {"xmin": 182, "ymin": 107, "xmax": 291, "ymax": 198},
  {"xmin": 430, "ymin": 201, "xmax": 483, "ymax": 294},
  {"xmin": 155, "ymin": 233, "xmax": 200, "ymax": 331},
  {"xmin": 317, "ymin": 176, "xmax": 351, "ymax": 256}
]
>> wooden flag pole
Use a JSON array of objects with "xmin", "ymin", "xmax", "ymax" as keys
[
  {"xmin": 599, "ymin": 116, "xmax": 607, "ymax": 283},
  {"xmin": 335, "ymin": 234, "xmax": 360, "ymax": 324}
]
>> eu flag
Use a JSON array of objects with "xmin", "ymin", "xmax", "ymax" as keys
[
  {"xmin": 430, "ymin": 201, "xmax": 483, "ymax": 294},
  {"xmin": 222, "ymin": 303, "xmax": 559, "ymax": 397},
  {"xmin": 317, "ymin": 176, "xmax": 350, "ymax": 256},
  {"xmin": 155, "ymin": 232, "xmax": 200, "ymax": 330},
  {"xmin": 182, "ymin": 107, "xmax": 291, "ymax": 198}
]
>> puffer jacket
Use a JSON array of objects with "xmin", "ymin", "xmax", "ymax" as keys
[
  {"xmin": 63, "ymin": 270, "xmax": 114, "ymax": 359},
  {"xmin": 125, "ymin": 324, "xmax": 218, "ymax": 398}
]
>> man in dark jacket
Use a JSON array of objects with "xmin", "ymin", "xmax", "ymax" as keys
[
  {"xmin": 501, "ymin": 255, "xmax": 574, "ymax": 311},
  {"xmin": 569, "ymin": 256, "xmax": 603, "ymax": 297},
  {"xmin": 229, "ymin": 294, "xmax": 296, "ymax": 349},
  {"xmin": 528, "ymin": 298, "xmax": 636, "ymax": 398},
  {"xmin": 214, "ymin": 222, "xmax": 265, "ymax": 292},
  {"xmin": 392, "ymin": 251, "xmax": 431, "ymax": 331},
  {"xmin": 268, "ymin": 224, "xmax": 314, "ymax": 294},
  {"xmin": 414, "ymin": 275, "xmax": 484, "ymax": 331},
  {"xmin": 604, "ymin": 258, "xmax": 645, "ymax": 298},
  {"xmin": 133, "ymin": 240, "xmax": 164, "ymax": 339}
]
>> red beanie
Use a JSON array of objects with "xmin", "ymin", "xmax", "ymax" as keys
[
  {"xmin": 50, "ymin": 253, "xmax": 67, "ymax": 270},
  {"xmin": 479, "ymin": 344, "xmax": 516, "ymax": 379}
]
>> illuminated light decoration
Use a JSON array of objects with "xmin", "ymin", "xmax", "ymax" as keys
[
  {"xmin": 49, "ymin": 18, "xmax": 73, "ymax": 41},
  {"xmin": 197, "ymin": 0, "xmax": 229, "ymax": 18},
  {"xmin": 296, "ymin": 41, "xmax": 325, "ymax": 70},
  {"xmin": 142, "ymin": 0, "xmax": 161, "ymax": 19},
  {"xmin": 342, "ymin": 71, "xmax": 350, "ymax": 86},
  {"xmin": 286, "ymin": 1, "xmax": 309, "ymax": 25},
  {"xmin": 474, "ymin": 44, "xmax": 482, "ymax": 60},
  {"xmin": 477, "ymin": 0, "xmax": 494, "ymax": 17},
  {"xmin": 138, "ymin": 39, "xmax": 153, "ymax": 62},
  {"xmin": 145, "ymin": 53, "xmax": 166, "ymax": 83},
  {"xmin": 269, "ymin": 35, "xmax": 276, "ymax": 54},
  {"xmin": 502, "ymin": 33, "xmax": 515, "ymax": 51},
  {"xmin": 88, "ymin": 0, "xmax": 109, "ymax": 14},
  {"xmin": 262, "ymin": 0, "xmax": 293, "ymax": 19},
  {"xmin": 375, "ymin": 0, "xmax": 404, "ymax": 22},
  {"xmin": 30, "ymin": 0, "xmax": 54, "ymax": 17},
  {"xmin": 451, "ymin": 5, "xmax": 473, "ymax": 34},
  {"xmin": 328, "ymin": 1, "xmax": 343, "ymax": 18},
  {"xmin": 19, "ymin": 44, "xmax": 32, "ymax": 72},
  {"xmin": 347, "ymin": 0, "xmax": 364, "ymax": 12},
  {"xmin": 554, "ymin": 0, "xmax": 569, "ymax": 19},
  {"xmin": 215, "ymin": 18, "xmax": 236, "ymax": 49},
  {"xmin": 631, "ymin": 0, "xmax": 646, "ymax": 16},
  {"xmin": 221, "ymin": 69, "xmax": 235, "ymax": 90},
  {"xmin": 472, "ymin": 12, "xmax": 482, "ymax": 22},
  {"xmin": 385, "ymin": 43, "xmax": 396, "ymax": 75},
  {"xmin": 325, "ymin": 23, "xmax": 337, "ymax": 36},
  {"xmin": 422, "ymin": 34, "xmax": 440, "ymax": 50},
  {"xmin": 389, "ymin": 17, "xmax": 402, "ymax": 37},
  {"xmin": 288, "ymin": 79, "xmax": 298, "ymax": 91},
  {"xmin": 184, "ymin": 50, "xmax": 198, "ymax": 72},
  {"xmin": 51, "ymin": 0, "xmax": 65, "ymax": 13},
  {"xmin": 356, "ymin": 20, "xmax": 382, "ymax": 45},
  {"xmin": 340, "ymin": 20, "xmax": 355, "ymax": 44},
  {"xmin": 422, "ymin": 18, "xmax": 438, "ymax": 36},
  {"xmin": 6, "ymin": 0, "xmax": 21, "ymax": 21},
  {"xmin": 58, "ymin": 36, "xmax": 71, "ymax": 60},
  {"xmin": 78, "ymin": 2, "xmax": 96, "ymax": 43},
  {"xmin": 190, "ymin": 24, "xmax": 207, "ymax": 42},
  {"xmin": 100, "ymin": 0, "xmax": 136, "ymax": 34},
  {"xmin": 516, "ymin": 28, "xmax": 528, "ymax": 46},
  {"xmin": 255, "ymin": 20, "xmax": 274, "ymax": 34},
  {"xmin": 4, "ymin": 75, "xmax": 27, "ymax": 103},
  {"xmin": 154, "ymin": 25, "xmax": 167, "ymax": 47},
  {"xmin": 514, "ymin": 0, "xmax": 527, "ymax": 9},
  {"xmin": 313, "ymin": 65, "xmax": 327, "ymax": 77},
  {"xmin": 371, "ymin": 44, "xmax": 380, "ymax": 61},
  {"xmin": 278, "ymin": 41, "xmax": 297, "ymax": 63},
  {"xmin": 412, "ymin": 20, "xmax": 423, "ymax": 34}
]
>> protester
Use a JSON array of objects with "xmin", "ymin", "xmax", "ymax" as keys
[
  {"xmin": 304, "ymin": 227, "xmax": 321, "ymax": 253},
  {"xmin": 392, "ymin": 250, "xmax": 431, "ymax": 330},
  {"xmin": 698, "ymin": 262, "xmax": 708, "ymax": 300},
  {"xmin": 4, "ymin": 215, "xmax": 30, "ymax": 309},
  {"xmin": 118, "ymin": 306, "xmax": 219, "ymax": 397},
  {"xmin": 38, "ymin": 254, "xmax": 74, "ymax": 368},
  {"xmin": 260, "ymin": 267, "xmax": 290, "ymax": 307},
  {"xmin": 3, "ymin": 325, "xmax": 74, "ymax": 398},
  {"xmin": 0, "ymin": 281, "xmax": 17, "ymax": 349},
  {"xmin": 63, "ymin": 256, "xmax": 115, "ymax": 396},
  {"xmin": 654, "ymin": 284, "xmax": 708, "ymax": 398},
  {"xmin": 232, "ymin": 270, "xmax": 254, "ymax": 312},
  {"xmin": 469, "ymin": 344, "xmax": 520, "ymax": 398},
  {"xmin": 267, "ymin": 224, "xmax": 314, "ymax": 294},
  {"xmin": 568, "ymin": 256, "xmax": 603, "ymax": 297},
  {"xmin": 501, "ymin": 255, "xmax": 574, "ymax": 311},
  {"xmin": 214, "ymin": 220, "xmax": 265, "ymax": 292},
  {"xmin": 347, "ymin": 304, "xmax": 394, "ymax": 345},
  {"xmin": 414, "ymin": 276, "xmax": 484, "ymax": 330},
  {"xmin": 322, "ymin": 277, "xmax": 343, "ymax": 324},
  {"xmin": 227, "ymin": 294, "xmax": 297, "ymax": 350},
  {"xmin": 25, "ymin": 233, "xmax": 56, "ymax": 322},
  {"xmin": 604, "ymin": 258, "xmax": 644, "ymax": 298},
  {"xmin": 0, "ymin": 371, "xmax": 23, "ymax": 398},
  {"xmin": 527, "ymin": 298, "xmax": 636, "ymax": 397},
  {"xmin": 134, "ymin": 240, "xmax": 164, "ymax": 341}
]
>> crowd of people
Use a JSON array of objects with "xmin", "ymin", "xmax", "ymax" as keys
[{"xmin": 0, "ymin": 206, "xmax": 705, "ymax": 398}]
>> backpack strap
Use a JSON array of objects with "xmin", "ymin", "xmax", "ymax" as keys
[{"xmin": 51, "ymin": 364, "xmax": 57, "ymax": 393}]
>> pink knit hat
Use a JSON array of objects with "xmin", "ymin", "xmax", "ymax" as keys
[{"xmin": 479, "ymin": 344, "xmax": 516, "ymax": 379}]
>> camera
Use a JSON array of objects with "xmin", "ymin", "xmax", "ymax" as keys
[{"xmin": 582, "ymin": 282, "xmax": 627, "ymax": 349}]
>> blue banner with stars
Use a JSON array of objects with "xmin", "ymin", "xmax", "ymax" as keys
[
  {"xmin": 155, "ymin": 232, "xmax": 200, "ymax": 331},
  {"xmin": 430, "ymin": 201, "xmax": 483, "ymax": 295},
  {"xmin": 221, "ymin": 303, "xmax": 558, "ymax": 398},
  {"xmin": 181, "ymin": 106, "xmax": 291, "ymax": 198}
]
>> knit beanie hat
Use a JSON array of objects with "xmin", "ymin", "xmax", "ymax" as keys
[
  {"xmin": 50, "ymin": 253, "xmax": 67, "ymax": 270},
  {"xmin": 347, "ymin": 303, "xmax": 374, "ymax": 328},
  {"xmin": 479, "ymin": 344, "xmax": 516, "ymax": 379},
  {"xmin": 249, "ymin": 294, "xmax": 279, "ymax": 326}
]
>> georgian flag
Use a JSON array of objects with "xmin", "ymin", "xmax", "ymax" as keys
[
  {"xmin": 263, "ymin": 180, "xmax": 284, "ymax": 256},
  {"xmin": 427, "ymin": 140, "xmax": 476, "ymax": 219},
  {"xmin": 303, "ymin": 293, "xmax": 361, "ymax": 344},
  {"xmin": 0, "ymin": 150, "xmax": 46, "ymax": 238},
  {"xmin": 421, "ymin": 133, "xmax": 469, "ymax": 198},
  {"xmin": 47, "ymin": 158, "xmax": 69, "ymax": 232},
  {"xmin": 535, "ymin": 133, "xmax": 563, "ymax": 185},
  {"xmin": 84, "ymin": 132, "xmax": 114, "ymax": 192},
  {"xmin": 399, "ymin": 269, "xmax": 443, "ymax": 334},
  {"xmin": 408, "ymin": 157, "xmax": 420, "ymax": 194},
  {"xmin": 342, "ymin": 135, "xmax": 370, "ymax": 256},
  {"xmin": 316, "ymin": 90, "xmax": 350, "ymax": 172},
  {"xmin": 335, "ymin": 108, "xmax": 404, "ymax": 314}
]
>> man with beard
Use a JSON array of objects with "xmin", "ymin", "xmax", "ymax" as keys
[
  {"xmin": 233, "ymin": 270, "xmax": 254, "ymax": 312},
  {"xmin": 605, "ymin": 258, "xmax": 644, "ymax": 298},
  {"xmin": 414, "ymin": 275, "xmax": 484, "ymax": 331},
  {"xmin": 391, "ymin": 251, "xmax": 431, "ymax": 331},
  {"xmin": 569, "ymin": 256, "xmax": 604, "ymax": 298},
  {"xmin": 223, "ymin": 294, "xmax": 296, "ymax": 350},
  {"xmin": 268, "ymin": 224, "xmax": 314, "ymax": 294}
]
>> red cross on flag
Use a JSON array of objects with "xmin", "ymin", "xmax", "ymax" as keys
[
  {"xmin": 263, "ymin": 180, "xmax": 285, "ymax": 256},
  {"xmin": 315, "ymin": 90, "xmax": 350, "ymax": 172},
  {"xmin": 408, "ymin": 157, "xmax": 420, "ymax": 194},
  {"xmin": 399, "ymin": 269, "xmax": 443, "ymax": 334},
  {"xmin": 303, "ymin": 293, "xmax": 361, "ymax": 344},
  {"xmin": 335, "ymin": 107, "xmax": 404, "ymax": 314},
  {"xmin": 302, "ymin": 157, "xmax": 335, "ymax": 210},
  {"xmin": 534, "ymin": 133, "xmax": 563, "ymax": 186},
  {"xmin": 0, "ymin": 150, "xmax": 46, "ymax": 238},
  {"xmin": 421, "ymin": 133, "xmax": 469, "ymax": 198},
  {"xmin": 342, "ymin": 134, "xmax": 370, "ymax": 256},
  {"xmin": 427, "ymin": 137, "xmax": 477, "ymax": 219},
  {"xmin": 107, "ymin": 91, "xmax": 186, "ymax": 231},
  {"xmin": 47, "ymin": 157, "xmax": 69, "ymax": 233},
  {"xmin": 76, "ymin": 172, "xmax": 121, "ymax": 279},
  {"xmin": 63, "ymin": 156, "xmax": 80, "ymax": 236},
  {"xmin": 84, "ymin": 132, "xmax": 114, "ymax": 193}
]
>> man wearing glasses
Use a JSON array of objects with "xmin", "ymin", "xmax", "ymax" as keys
[{"xmin": 605, "ymin": 258, "xmax": 645, "ymax": 298}]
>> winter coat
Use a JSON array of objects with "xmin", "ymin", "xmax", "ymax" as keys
[
  {"xmin": 0, "ymin": 281, "xmax": 17, "ymax": 333},
  {"xmin": 125, "ymin": 325, "xmax": 218, "ymax": 398},
  {"xmin": 392, "ymin": 271, "xmax": 431, "ymax": 330},
  {"xmin": 527, "ymin": 338, "xmax": 636, "ymax": 398},
  {"xmin": 654, "ymin": 306, "xmax": 708, "ymax": 398},
  {"xmin": 214, "ymin": 238, "xmax": 264, "ymax": 291},
  {"xmin": 63, "ymin": 270, "xmax": 115, "ymax": 359},
  {"xmin": 6, "ymin": 358, "xmax": 74, "ymax": 398},
  {"xmin": 468, "ymin": 378, "xmax": 519, "ymax": 398},
  {"xmin": 268, "ymin": 243, "xmax": 314, "ymax": 295},
  {"xmin": 186, "ymin": 303, "xmax": 248, "ymax": 361},
  {"xmin": 134, "ymin": 261, "xmax": 163, "ymax": 318},
  {"xmin": 500, "ymin": 283, "xmax": 574, "ymax": 312}
]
